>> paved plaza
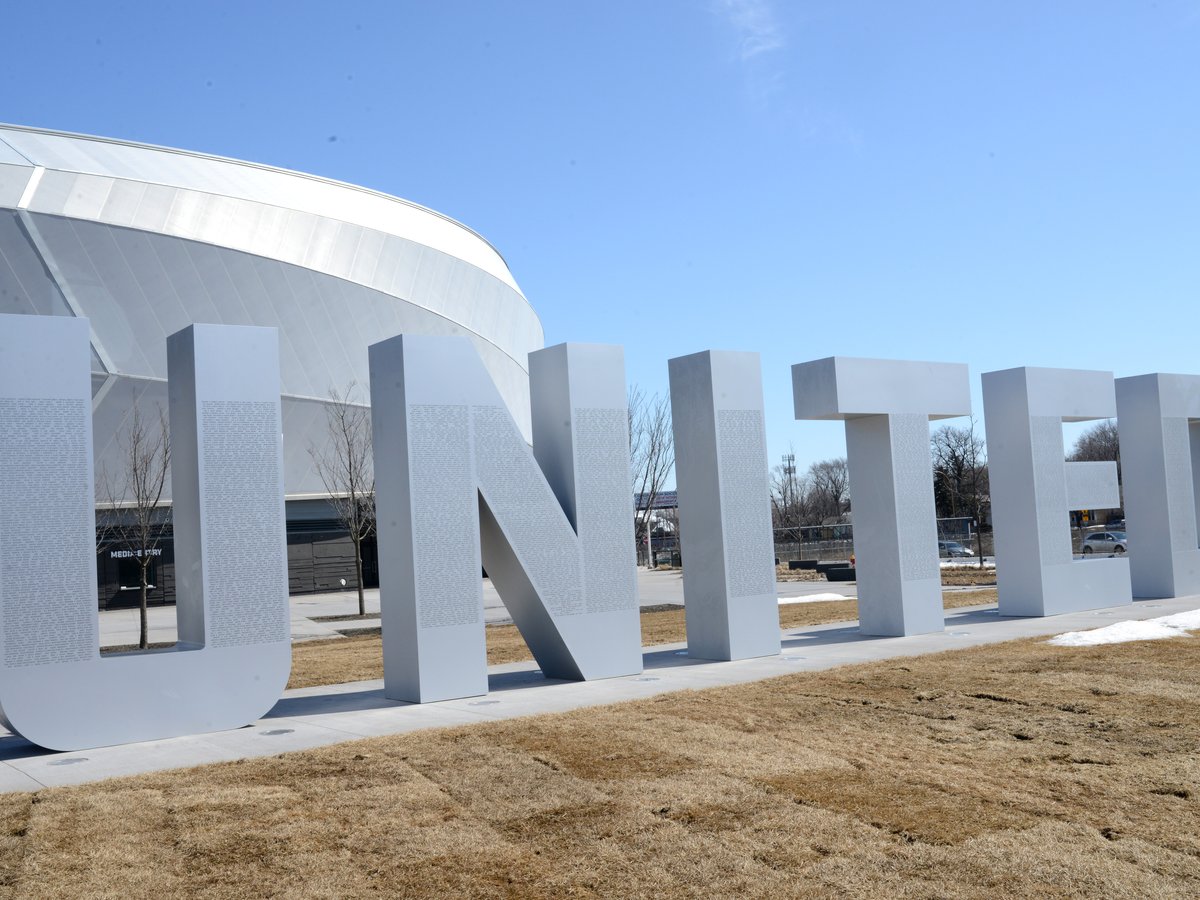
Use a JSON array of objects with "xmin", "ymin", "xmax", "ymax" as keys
[{"xmin": 96, "ymin": 568, "xmax": 864, "ymax": 648}]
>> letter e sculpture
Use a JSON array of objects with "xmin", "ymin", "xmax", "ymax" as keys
[
  {"xmin": 1115, "ymin": 373, "xmax": 1200, "ymax": 598},
  {"xmin": 982, "ymin": 366, "xmax": 1131, "ymax": 615}
]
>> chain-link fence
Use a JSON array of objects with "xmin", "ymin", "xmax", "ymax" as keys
[
  {"xmin": 772, "ymin": 523, "xmax": 853, "ymax": 564},
  {"xmin": 640, "ymin": 516, "xmax": 1001, "ymax": 569},
  {"xmin": 646, "ymin": 515, "xmax": 1118, "ymax": 569}
]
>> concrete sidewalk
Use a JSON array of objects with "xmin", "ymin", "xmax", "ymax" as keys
[{"xmin": 6, "ymin": 590, "xmax": 1195, "ymax": 794}]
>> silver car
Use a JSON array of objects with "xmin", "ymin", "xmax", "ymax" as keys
[
  {"xmin": 1081, "ymin": 531, "xmax": 1127, "ymax": 555},
  {"xmin": 938, "ymin": 540, "xmax": 974, "ymax": 558}
]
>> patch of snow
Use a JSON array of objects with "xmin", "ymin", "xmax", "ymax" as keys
[
  {"xmin": 940, "ymin": 560, "xmax": 994, "ymax": 569},
  {"xmin": 1048, "ymin": 609, "xmax": 1200, "ymax": 647},
  {"xmin": 1156, "ymin": 609, "xmax": 1200, "ymax": 629},
  {"xmin": 778, "ymin": 593, "xmax": 852, "ymax": 605}
]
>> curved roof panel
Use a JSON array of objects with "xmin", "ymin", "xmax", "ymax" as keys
[
  {"xmin": 0, "ymin": 124, "xmax": 521, "ymax": 294},
  {"xmin": 0, "ymin": 125, "xmax": 544, "ymax": 498}
]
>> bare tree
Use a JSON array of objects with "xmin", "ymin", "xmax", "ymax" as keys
[
  {"xmin": 1068, "ymin": 419, "xmax": 1121, "ymax": 468},
  {"xmin": 629, "ymin": 386, "xmax": 674, "ymax": 564},
  {"xmin": 309, "ymin": 384, "xmax": 375, "ymax": 615},
  {"xmin": 97, "ymin": 404, "xmax": 171, "ymax": 650},
  {"xmin": 931, "ymin": 418, "xmax": 989, "ymax": 564},
  {"xmin": 931, "ymin": 418, "xmax": 988, "ymax": 520},
  {"xmin": 807, "ymin": 457, "xmax": 850, "ymax": 524},
  {"xmin": 1067, "ymin": 418, "xmax": 1122, "ymax": 538},
  {"xmin": 770, "ymin": 447, "xmax": 811, "ymax": 537}
]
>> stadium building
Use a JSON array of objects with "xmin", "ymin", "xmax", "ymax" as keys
[{"xmin": 0, "ymin": 124, "xmax": 543, "ymax": 606}]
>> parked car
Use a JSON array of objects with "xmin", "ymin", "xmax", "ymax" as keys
[
  {"xmin": 938, "ymin": 540, "xmax": 974, "ymax": 558},
  {"xmin": 1081, "ymin": 531, "xmax": 1127, "ymax": 555}
]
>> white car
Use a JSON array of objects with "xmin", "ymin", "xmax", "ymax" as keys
[{"xmin": 1081, "ymin": 531, "xmax": 1127, "ymax": 555}]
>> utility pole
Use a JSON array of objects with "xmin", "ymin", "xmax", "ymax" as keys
[
  {"xmin": 782, "ymin": 453, "xmax": 796, "ymax": 548},
  {"xmin": 646, "ymin": 505, "xmax": 653, "ymax": 568}
]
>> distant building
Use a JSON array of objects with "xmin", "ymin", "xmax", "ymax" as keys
[{"xmin": 634, "ymin": 490, "xmax": 677, "ymax": 512}]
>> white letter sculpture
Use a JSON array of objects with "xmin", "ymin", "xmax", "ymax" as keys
[
  {"xmin": 791, "ymin": 357, "xmax": 971, "ymax": 636},
  {"xmin": 370, "ymin": 336, "xmax": 640, "ymax": 703},
  {"xmin": 1115, "ymin": 374, "xmax": 1200, "ymax": 598},
  {"xmin": 0, "ymin": 315, "xmax": 291, "ymax": 751},
  {"xmin": 668, "ymin": 350, "xmax": 779, "ymax": 660},
  {"xmin": 982, "ymin": 367, "xmax": 1131, "ymax": 615}
]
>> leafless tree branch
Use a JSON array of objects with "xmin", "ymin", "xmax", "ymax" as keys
[
  {"xmin": 308, "ymin": 383, "xmax": 375, "ymax": 615},
  {"xmin": 97, "ymin": 403, "xmax": 171, "ymax": 649},
  {"xmin": 807, "ymin": 457, "xmax": 850, "ymax": 524},
  {"xmin": 629, "ymin": 386, "xmax": 674, "ymax": 564},
  {"xmin": 931, "ymin": 417, "xmax": 989, "ymax": 564},
  {"xmin": 1068, "ymin": 419, "xmax": 1120, "ymax": 466}
]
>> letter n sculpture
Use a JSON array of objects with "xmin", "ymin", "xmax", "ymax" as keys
[{"xmin": 369, "ymin": 336, "xmax": 641, "ymax": 703}]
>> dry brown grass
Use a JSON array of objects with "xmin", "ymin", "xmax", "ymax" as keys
[
  {"xmin": 941, "ymin": 566, "xmax": 998, "ymax": 587},
  {"xmin": 286, "ymin": 590, "xmax": 998, "ymax": 691},
  {"xmin": 3, "ymin": 629, "xmax": 1198, "ymax": 898}
]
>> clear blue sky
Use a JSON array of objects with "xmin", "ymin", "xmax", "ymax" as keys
[{"xmin": 5, "ymin": 2, "xmax": 1199, "ymax": 474}]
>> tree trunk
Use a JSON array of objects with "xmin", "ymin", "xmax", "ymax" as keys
[
  {"xmin": 139, "ymin": 560, "xmax": 150, "ymax": 650},
  {"xmin": 353, "ymin": 534, "xmax": 365, "ymax": 616}
]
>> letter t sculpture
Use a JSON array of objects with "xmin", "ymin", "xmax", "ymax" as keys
[{"xmin": 792, "ymin": 357, "xmax": 971, "ymax": 636}]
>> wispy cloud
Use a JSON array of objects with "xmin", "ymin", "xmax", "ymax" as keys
[
  {"xmin": 712, "ymin": 0, "xmax": 786, "ymax": 110},
  {"xmin": 713, "ymin": 0, "xmax": 785, "ymax": 62}
]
